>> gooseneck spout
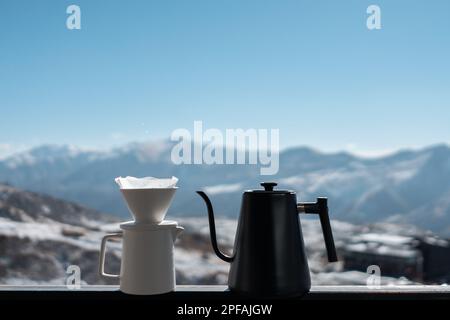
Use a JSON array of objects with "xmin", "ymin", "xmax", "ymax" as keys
[{"xmin": 196, "ymin": 191, "xmax": 234, "ymax": 263}]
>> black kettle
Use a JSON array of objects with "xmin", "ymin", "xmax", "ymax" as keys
[{"xmin": 197, "ymin": 182, "xmax": 338, "ymax": 296}]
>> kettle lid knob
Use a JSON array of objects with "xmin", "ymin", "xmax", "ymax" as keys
[{"xmin": 260, "ymin": 182, "xmax": 277, "ymax": 191}]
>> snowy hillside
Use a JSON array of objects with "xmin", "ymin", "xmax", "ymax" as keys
[{"xmin": 1, "ymin": 183, "xmax": 436, "ymax": 286}]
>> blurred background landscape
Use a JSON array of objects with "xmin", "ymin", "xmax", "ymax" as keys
[
  {"xmin": 1, "ymin": 141, "xmax": 450, "ymax": 286},
  {"xmin": 1, "ymin": 0, "xmax": 450, "ymax": 286}
]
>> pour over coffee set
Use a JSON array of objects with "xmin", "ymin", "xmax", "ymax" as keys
[{"xmin": 99, "ymin": 177, "xmax": 337, "ymax": 296}]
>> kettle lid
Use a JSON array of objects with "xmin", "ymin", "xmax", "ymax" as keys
[{"xmin": 246, "ymin": 182, "xmax": 294, "ymax": 194}]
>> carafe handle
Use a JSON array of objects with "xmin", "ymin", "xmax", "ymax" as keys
[
  {"xmin": 99, "ymin": 233, "xmax": 122, "ymax": 279},
  {"xmin": 298, "ymin": 198, "xmax": 338, "ymax": 262}
]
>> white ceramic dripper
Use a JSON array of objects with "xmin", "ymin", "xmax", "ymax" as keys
[
  {"xmin": 99, "ymin": 176, "xmax": 183, "ymax": 295},
  {"xmin": 120, "ymin": 188, "xmax": 177, "ymax": 224},
  {"xmin": 115, "ymin": 176, "xmax": 178, "ymax": 224}
]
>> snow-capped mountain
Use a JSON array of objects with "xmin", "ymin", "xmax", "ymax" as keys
[
  {"xmin": 0, "ymin": 183, "xmax": 422, "ymax": 286},
  {"xmin": 1, "ymin": 142, "xmax": 450, "ymax": 235}
]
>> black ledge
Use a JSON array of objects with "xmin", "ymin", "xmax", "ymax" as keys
[{"xmin": 0, "ymin": 285, "xmax": 449, "ymax": 301}]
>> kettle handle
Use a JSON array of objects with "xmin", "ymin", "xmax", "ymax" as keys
[
  {"xmin": 197, "ymin": 191, "xmax": 234, "ymax": 263},
  {"xmin": 298, "ymin": 198, "xmax": 338, "ymax": 262}
]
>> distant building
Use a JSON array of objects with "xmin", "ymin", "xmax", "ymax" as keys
[{"xmin": 341, "ymin": 233, "xmax": 450, "ymax": 283}]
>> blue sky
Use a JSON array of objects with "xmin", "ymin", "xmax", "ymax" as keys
[{"xmin": 1, "ymin": 0, "xmax": 449, "ymax": 158}]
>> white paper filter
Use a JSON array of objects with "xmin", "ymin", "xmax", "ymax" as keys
[{"xmin": 115, "ymin": 176, "xmax": 178, "ymax": 189}]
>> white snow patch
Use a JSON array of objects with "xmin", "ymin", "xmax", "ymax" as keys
[
  {"xmin": 41, "ymin": 205, "xmax": 51, "ymax": 215},
  {"xmin": 203, "ymin": 183, "xmax": 242, "ymax": 195}
]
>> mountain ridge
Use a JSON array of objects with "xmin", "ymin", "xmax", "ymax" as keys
[{"xmin": 1, "ymin": 141, "xmax": 450, "ymax": 235}]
